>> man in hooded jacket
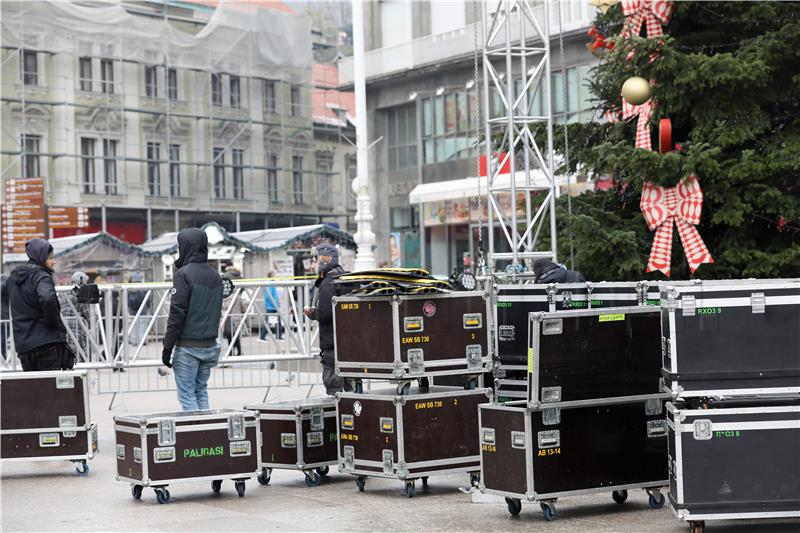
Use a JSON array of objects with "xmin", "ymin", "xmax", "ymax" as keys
[
  {"xmin": 7, "ymin": 238, "xmax": 74, "ymax": 371},
  {"xmin": 533, "ymin": 259, "xmax": 586, "ymax": 284},
  {"xmin": 162, "ymin": 228, "xmax": 223, "ymax": 410}
]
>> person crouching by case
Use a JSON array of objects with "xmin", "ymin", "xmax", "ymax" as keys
[
  {"xmin": 7, "ymin": 238, "xmax": 75, "ymax": 371},
  {"xmin": 533, "ymin": 258, "xmax": 586, "ymax": 284},
  {"xmin": 303, "ymin": 244, "xmax": 351, "ymax": 395},
  {"xmin": 161, "ymin": 229, "xmax": 223, "ymax": 411}
]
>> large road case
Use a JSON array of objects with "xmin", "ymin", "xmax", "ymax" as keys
[
  {"xmin": 333, "ymin": 291, "xmax": 491, "ymax": 381},
  {"xmin": 245, "ymin": 397, "xmax": 337, "ymax": 487},
  {"xmin": 661, "ymin": 279, "xmax": 800, "ymax": 399},
  {"xmin": 0, "ymin": 370, "xmax": 97, "ymax": 474},
  {"xmin": 527, "ymin": 307, "xmax": 663, "ymax": 407},
  {"xmin": 480, "ymin": 398, "xmax": 668, "ymax": 520},
  {"xmin": 666, "ymin": 401, "xmax": 800, "ymax": 533},
  {"xmin": 114, "ymin": 409, "xmax": 260, "ymax": 504},
  {"xmin": 337, "ymin": 386, "xmax": 491, "ymax": 497}
]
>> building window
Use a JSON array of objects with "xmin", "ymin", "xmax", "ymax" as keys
[
  {"xmin": 100, "ymin": 59, "xmax": 114, "ymax": 94},
  {"xmin": 167, "ymin": 68, "xmax": 178, "ymax": 100},
  {"xmin": 213, "ymin": 147, "xmax": 225, "ymax": 198},
  {"xmin": 79, "ymin": 57, "xmax": 92, "ymax": 92},
  {"xmin": 267, "ymin": 153, "xmax": 279, "ymax": 202},
  {"xmin": 290, "ymin": 85, "xmax": 301, "ymax": 117},
  {"xmin": 232, "ymin": 148, "xmax": 244, "ymax": 199},
  {"xmin": 103, "ymin": 139, "xmax": 117, "ymax": 195},
  {"xmin": 230, "ymin": 75, "xmax": 241, "ymax": 108},
  {"xmin": 81, "ymin": 138, "xmax": 96, "ymax": 194},
  {"xmin": 147, "ymin": 142, "xmax": 160, "ymax": 195},
  {"xmin": 20, "ymin": 134, "xmax": 40, "ymax": 179},
  {"xmin": 421, "ymin": 91, "xmax": 475, "ymax": 164},
  {"xmin": 21, "ymin": 50, "xmax": 38, "ymax": 86},
  {"xmin": 145, "ymin": 65, "xmax": 158, "ymax": 98},
  {"xmin": 386, "ymin": 104, "xmax": 417, "ymax": 171},
  {"xmin": 169, "ymin": 144, "xmax": 181, "ymax": 197},
  {"xmin": 292, "ymin": 155, "xmax": 303, "ymax": 204},
  {"xmin": 317, "ymin": 159, "xmax": 332, "ymax": 206},
  {"xmin": 211, "ymin": 73, "xmax": 223, "ymax": 106},
  {"xmin": 264, "ymin": 80, "xmax": 276, "ymax": 113},
  {"xmin": 547, "ymin": 65, "xmax": 594, "ymax": 123}
]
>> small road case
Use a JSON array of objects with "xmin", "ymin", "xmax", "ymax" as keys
[
  {"xmin": 333, "ymin": 291, "xmax": 491, "ymax": 384},
  {"xmin": 114, "ymin": 409, "xmax": 260, "ymax": 504},
  {"xmin": 527, "ymin": 307, "xmax": 664, "ymax": 407},
  {"xmin": 661, "ymin": 279, "xmax": 800, "ymax": 399},
  {"xmin": 479, "ymin": 398, "xmax": 669, "ymax": 520},
  {"xmin": 245, "ymin": 397, "xmax": 337, "ymax": 487},
  {"xmin": 0, "ymin": 370, "xmax": 97, "ymax": 474},
  {"xmin": 666, "ymin": 400, "xmax": 800, "ymax": 533},
  {"xmin": 337, "ymin": 385, "xmax": 491, "ymax": 497}
]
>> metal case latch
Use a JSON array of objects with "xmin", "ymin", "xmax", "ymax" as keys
[
  {"xmin": 693, "ymin": 419, "xmax": 713, "ymax": 440},
  {"xmin": 230, "ymin": 440, "xmax": 252, "ymax": 456},
  {"xmin": 306, "ymin": 432, "xmax": 324, "ymax": 447},
  {"xmin": 546, "ymin": 284, "xmax": 557, "ymax": 310},
  {"xmin": 310, "ymin": 408, "xmax": 324, "ymax": 431},
  {"xmin": 636, "ymin": 281, "xmax": 649, "ymax": 306},
  {"xmin": 541, "ymin": 386, "xmax": 562, "ymax": 403},
  {"xmin": 343, "ymin": 445, "xmax": 355, "ymax": 470},
  {"xmin": 56, "ymin": 376, "xmax": 75, "ymax": 389},
  {"xmin": 157, "ymin": 418, "xmax": 176, "ymax": 446},
  {"xmin": 382, "ymin": 450, "xmax": 394, "ymax": 474},
  {"xmin": 59, "ymin": 415, "xmax": 78, "ymax": 438},
  {"xmin": 228, "ymin": 414, "xmax": 246, "ymax": 440},
  {"xmin": 751, "ymin": 293, "xmax": 766, "ymax": 314},
  {"xmin": 133, "ymin": 447, "xmax": 142, "ymax": 463},
  {"xmin": 498, "ymin": 325, "xmax": 515, "ymax": 341},
  {"xmin": 562, "ymin": 290, "xmax": 573, "ymax": 308},
  {"xmin": 39, "ymin": 433, "xmax": 60, "ymax": 447},
  {"xmin": 511, "ymin": 431, "xmax": 526, "ymax": 449},
  {"xmin": 542, "ymin": 319, "xmax": 563, "ymax": 335},
  {"xmin": 403, "ymin": 316, "xmax": 424, "ymax": 333},
  {"xmin": 379, "ymin": 417, "xmax": 394, "ymax": 433},
  {"xmin": 153, "ymin": 446, "xmax": 176, "ymax": 463},
  {"xmin": 116, "ymin": 444, "xmax": 125, "ymax": 460},
  {"xmin": 542, "ymin": 407, "xmax": 561, "ymax": 426},
  {"xmin": 647, "ymin": 419, "xmax": 667, "ymax": 438},
  {"xmin": 645, "ymin": 399, "xmax": 663, "ymax": 416},
  {"xmin": 466, "ymin": 345, "xmax": 482, "ymax": 369},
  {"xmin": 481, "ymin": 427, "xmax": 496, "ymax": 445},
  {"xmin": 407, "ymin": 349, "xmax": 425, "ymax": 375},
  {"xmin": 463, "ymin": 313, "xmax": 482, "ymax": 329},
  {"xmin": 538, "ymin": 430, "xmax": 560, "ymax": 449},
  {"xmin": 682, "ymin": 295, "xmax": 696, "ymax": 317},
  {"xmin": 340, "ymin": 414, "xmax": 355, "ymax": 431},
  {"xmin": 281, "ymin": 433, "xmax": 297, "ymax": 448}
]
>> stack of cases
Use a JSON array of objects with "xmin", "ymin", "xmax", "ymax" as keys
[
  {"xmin": 0, "ymin": 370, "xmax": 97, "ymax": 475},
  {"xmin": 494, "ymin": 281, "xmax": 661, "ymax": 401},
  {"xmin": 662, "ymin": 279, "xmax": 800, "ymax": 533},
  {"xmin": 480, "ymin": 307, "xmax": 670, "ymax": 520},
  {"xmin": 333, "ymin": 291, "xmax": 494, "ymax": 497}
]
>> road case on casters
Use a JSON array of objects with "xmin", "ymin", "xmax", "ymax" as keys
[
  {"xmin": 661, "ymin": 279, "xmax": 800, "ymax": 400},
  {"xmin": 479, "ymin": 399, "xmax": 669, "ymax": 521},
  {"xmin": 0, "ymin": 370, "xmax": 97, "ymax": 474},
  {"xmin": 337, "ymin": 386, "xmax": 491, "ymax": 497},
  {"xmin": 333, "ymin": 292, "xmax": 491, "ymax": 383},
  {"xmin": 666, "ymin": 401, "xmax": 800, "ymax": 533},
  {"xmin": 245, "ymin": 397, "xmax": 337, "ymax": 487},
  {"xmin": 114, "ymin": 409, "xmax": 259, "ymax": 504}
]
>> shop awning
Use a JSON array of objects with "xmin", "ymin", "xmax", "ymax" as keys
[{"xmin": 408, "ymin": 171, "xmax": 552, "ymax": 205}]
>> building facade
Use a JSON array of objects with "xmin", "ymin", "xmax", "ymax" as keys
[{"xmin": 1, "ymin": 0, "xmax": 355, "ymax": 246}]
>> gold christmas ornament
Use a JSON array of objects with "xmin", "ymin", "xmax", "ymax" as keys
[
  {"xmin": 589, "ymin": 0, "xmax": 620, "ymax": 14},
  {"xmin": 621, "ymin": 77, "xmax": 651, "ymax": 106}
]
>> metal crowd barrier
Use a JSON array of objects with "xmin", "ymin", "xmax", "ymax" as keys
[{"xmin": 0, "ymin": 280, "xmax": 324, "ymax": 405}]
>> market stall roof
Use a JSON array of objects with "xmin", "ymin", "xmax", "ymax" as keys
[
  {"xmin": 3, "ymin": 232, "xmax": 153, "ymax": 264},
  {"xmin": 139, "ymin": 222, "xmax": 251, "ymax": 255},
  {"xmin": 408, "ymin": 171, "xmax": 552, "ymax": 205}
]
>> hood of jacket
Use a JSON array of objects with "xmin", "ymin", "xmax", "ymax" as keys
[
  {"xmin": 26, "ymin": 238, "xmax": 53, "ymax": 269},
  {"xmin": 175, "ymin": 228, "xmax": 209, "ymax": 269}
]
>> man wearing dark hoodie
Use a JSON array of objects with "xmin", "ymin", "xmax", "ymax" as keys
[
  {"xmin": 162, "ymin": 228, "xmax": 223, "ymax": 410},
  {"xmin": 532, "ymin": 258, "xmax": 586, "ymax": 284},
  {"xmin": 303, "ymin": 243, "xmax": 350, "ymax": 395},
  {"xmin": 7, "ymin": 238, "xmax": 74, "ymax": 371}
]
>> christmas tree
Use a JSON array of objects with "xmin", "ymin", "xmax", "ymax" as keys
[{"xmin": 554, "ymin": 1, "xmax": 800, "ymax": 280}]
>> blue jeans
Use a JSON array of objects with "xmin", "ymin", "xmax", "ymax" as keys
[{"xmin": 172, "ymin": 344, "xmax": 220, "ymax": 411}]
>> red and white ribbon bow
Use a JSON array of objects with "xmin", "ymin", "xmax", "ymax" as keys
[
  {"xmin": 606, "ymin": 99, "xmax": 654, "ymax": 150},
  {"xmin": 621, "ymin": 0, "xmax": 674, "ymax": 39},
  {"xmin": 640, "ymin": 174, "xmax": 714, "ymax": 276}
]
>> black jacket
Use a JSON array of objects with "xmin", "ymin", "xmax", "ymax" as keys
[
  {"xmin": 7, "ymin": 262, "xmax": 67, "ymax": 354},
  {"xmin": 163, "ymin": 229, "xmax": 223, "ymax": 353},
  {"xmin": 1, "ymin": 274, "xmax": 9, "ymax": 320},
  {"xmin": 312, "ymin": 264, "xmax": 345, "ymax": 351},
  {"xmin": 536, "ymin": 265, "xmax": 586, "ymax": 284}
]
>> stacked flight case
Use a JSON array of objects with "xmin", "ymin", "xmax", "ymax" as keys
[
  {"xmin": 480, "ymin": 306, "xmax": 670, "ymax": 520},
  {"xmin": 662, "ymin": 279, "xmax": 800, "ymax": 533},
  {"xmin": 494, "ymin": 281, "xmax": 661, "ymax": 401},
  {"xmin": 0, "ymin": 370, "xmax": 98, "ymax": 475},
  {"xmin": 333, "ymin": 290, "xmax": 493, "ymax": 497}
]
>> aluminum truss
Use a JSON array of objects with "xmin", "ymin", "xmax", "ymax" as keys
[{"xmin": 482, "ymin": 0, "xmax": 557, "ymax": 271}]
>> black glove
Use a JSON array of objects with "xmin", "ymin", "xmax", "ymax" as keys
[{"xmin": 162, "ymin": 348, "xmax": 173, "ymax": 369}]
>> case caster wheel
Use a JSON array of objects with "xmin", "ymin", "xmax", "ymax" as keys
[
  {"xmin": 235, "ymin": 480, "xmax": 246, "ymax": 497},
  {"xmin": 470, "ymin": 473, "xmax": 480, "ymax": 489},
  {"xmin": 211, "ymin": 479, "xmax": 223, "ymax": 493},
  {"xmin": 648, "ymin": 490, "xmax": 665, "ymax": 509},
  {"xmin": 74, "ymin": 460, "xmax": 89, "ymax": 476},
  {"xmin": 131, "ymin": 485, "xmax": 143, "ymax": 500},
  {"xmin": 612, "ymin": 489, "xmax": 628, "ymax": 504},
  {"xmin": 404, "ymin": 481, "xmax": 416, "ymax": 498},
  {"xmin": 258, "ymin": 468, "xmax": 272, "ymax": 485},
  {"xmin": 505, "ymin": 497, "xmax": 522, "ymax": 516},
  {"xmin": 355, "ymin": 476, "xmax": 366, "ymax": 492},
  {"xmin": 397, "ymin": 381, "xmax": 411, "ymax": 396},
  {"xmin": 465, "ymin": 377, "xmax": 478, "ymax": 390},
  {"xmin": 350, "ymin": 379, "xmax": 364, "ymax": 394},
  {"xmin": 540, "ymin": 501, "xmax": 556, "ymax": 521},
  {"xmin": 317, "ymin": 466, "xmax": 330, "ymax": 477},
  {"xmin": 155, "ymin": 488, "xmax": 170, "ymax": 504},
  {"xmin": 304, "ymin": 470, "xmax": 321, "ymax": 487},
  {"xmin": 418, "ymin": 377, "xmax": 430, "ymax": 389},
  {"xmin": 421, "ymin": 476, "xmax": 429, "ymax": 489},
  {"xmin": 689, "ymin": 520, "xmax": 705, "ymax": 533}
]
